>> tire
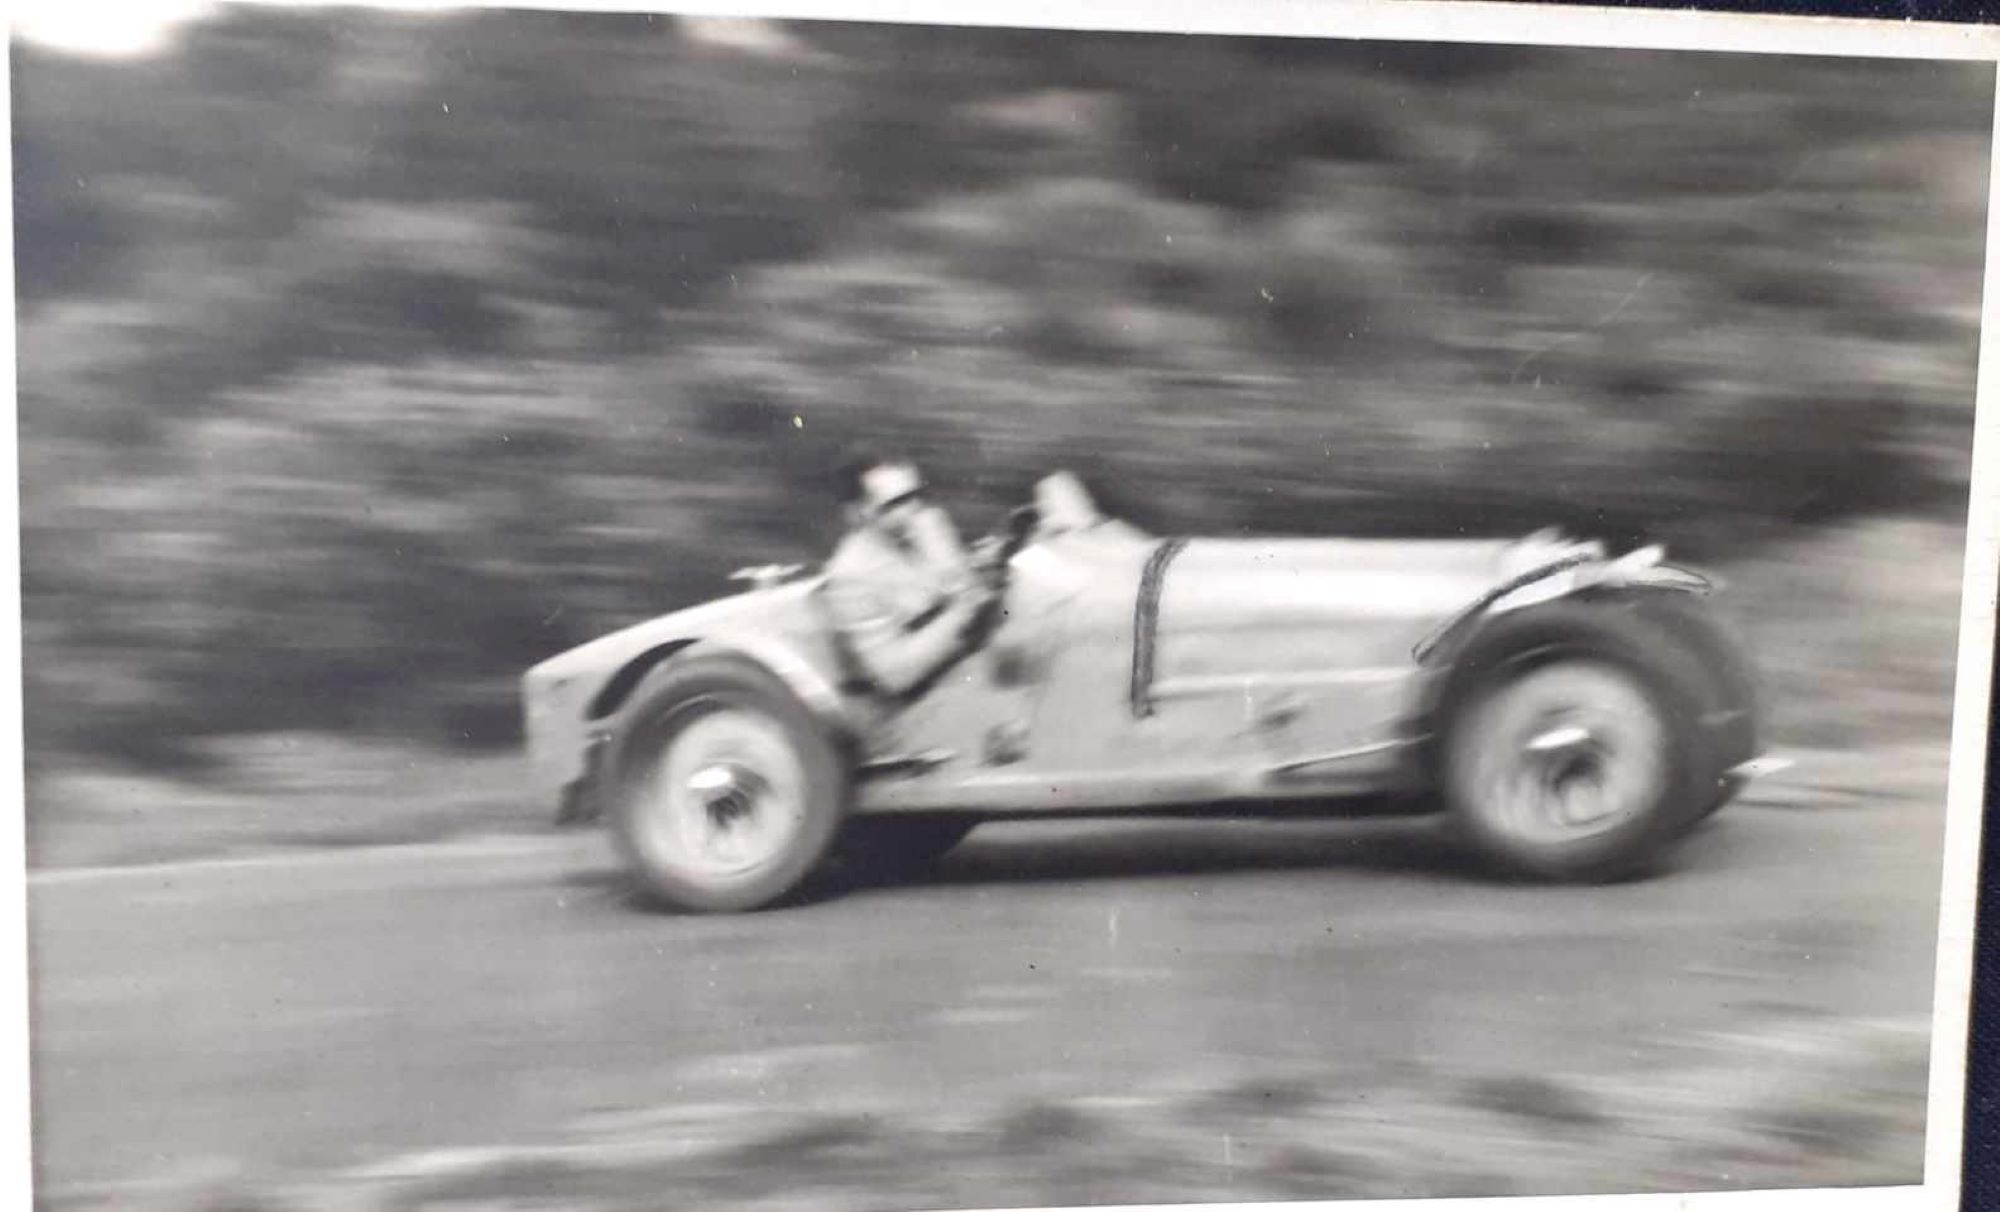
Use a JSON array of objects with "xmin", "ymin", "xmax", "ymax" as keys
[
  {"xmin": 836, "ymin": 815, "xmax": 977, "ymax": 882},
  {"xmin": 1624, "ymin": 590, "xmax": 1761, "ymax": 823},
  {"xmin": 605, "ymin": 654, "xmax": 848, "ymax": 912},
  {"xmin": 1436, "ymin": 602, "xmax": 1706, "ymax": 882}
]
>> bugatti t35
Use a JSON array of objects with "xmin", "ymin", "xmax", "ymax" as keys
[{"xmin": 522, "ymin": 474, "xmax": 1768, "ymax": 912}]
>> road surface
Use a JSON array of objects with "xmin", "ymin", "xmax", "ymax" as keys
[{"xmin": 28, "ymin": 761, "xmax": 1949, "ymax": 1205}]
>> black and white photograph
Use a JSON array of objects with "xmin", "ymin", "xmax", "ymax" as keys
[{"xmin": 9, "ymin": 1, "xmax": 1998, "ymax": 1209}]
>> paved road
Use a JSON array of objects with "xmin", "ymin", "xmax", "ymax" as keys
[{"xmin": 27, "ymin": 768, "xmax": 1948, "ymax": 1201}]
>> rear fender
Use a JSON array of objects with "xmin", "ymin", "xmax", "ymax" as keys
[
  {"xmin": 1406, "ymin": 579, "xmax": 1746, "ymax": 795},
  {"xmin": 1414, "ymin": 545, "xmax": 1711, "ymax": 665},
  {"xmin": 1407, "ymin": 548, "xmax": 1720, "ymax": 759}
]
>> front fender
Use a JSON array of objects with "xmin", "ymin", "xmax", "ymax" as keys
[
  {"xmin": 554, "ymin": 634, "xmax": 861, "ymax": 826},
  {"xmin": 524, "ymin": 618, "xmax": 863, "ymax": 818},
  {"xmin": 684, "ymin": 630, "xmax": 864, "ymax": 744}
]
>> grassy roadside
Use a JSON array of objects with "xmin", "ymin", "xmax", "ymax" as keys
[
  {"xmin": 24, "ymin": 735, "xmax": 541, "ymax": 870},
  {"xmin": 44, "ymin": 1010, "xmax": 1926, "ymax": 1211}
]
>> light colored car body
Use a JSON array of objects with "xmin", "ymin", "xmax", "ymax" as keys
[{"xmin": 522, "ymin": 485, "xmax": 1760, "ymax": 833}]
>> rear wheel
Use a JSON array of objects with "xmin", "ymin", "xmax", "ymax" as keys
[
  {"xmin": 607, "ymin": 656, "xmax": 847, "ymax": 912},
  {"xmin": 1628, "ymin": 591, "xmax": 1760, "ymax": 824},
  {"xmin": 1438, "ymin": 607, "xmax": 1702, "ymax": 881}
]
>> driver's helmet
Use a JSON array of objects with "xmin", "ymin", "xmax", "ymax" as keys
[{"xmin": 860, "ymin": 461, "xmax": 926, "ymax": 517}]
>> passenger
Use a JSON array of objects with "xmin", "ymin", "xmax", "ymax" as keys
[
  {"xmin": 1031, "ymin": 469, "xmax": 1146, "ymax": 545},
  {"xmin": 1033, "ymin": 470, "xmax": 1100, "ymax": 536},
  {"xmin": 820, "ymin": 450, "xmax": 994, "ymax": 698}
]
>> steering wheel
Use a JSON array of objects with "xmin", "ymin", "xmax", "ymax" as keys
[
  {"xmin": 1002, "ymin": 503, "xmax": 1040, "ymax": 554},
  {"xmin": 958, "ymin": 503, "xmax": 1037, "ymax": 646},
  {"xmin": 969, "ymin": 504, "xmax": 1039, "ymax": 593}
]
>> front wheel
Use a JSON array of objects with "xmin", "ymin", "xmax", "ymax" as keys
[
  {"xmin": 607, "ymin": 656, "xmax": 847, "ymax": 912},
  {"xmin": 1442, "ymin": 648, "xmax": 1698, "ymax": 883}
]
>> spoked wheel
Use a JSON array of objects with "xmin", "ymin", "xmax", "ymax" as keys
[
  {"xmin": 635, "ymin": 708, "xmax": 810, "ymax": 878},
  {"xmin": 609, "ymin": 656, "xmax": 846, "ymax": 912},
  {"xmin": 1443, "ymin": 649, "xmax": 1697, "ymax": 882}
]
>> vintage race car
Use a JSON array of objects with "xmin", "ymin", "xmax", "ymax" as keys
[{"xmin": 522, "ymin": 473, "xmax": 1770, "ymax": 912}]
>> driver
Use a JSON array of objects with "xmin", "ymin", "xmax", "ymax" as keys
[{"xmin": 820, "ymin": 450, "xmax": 996, "ymax": 698}]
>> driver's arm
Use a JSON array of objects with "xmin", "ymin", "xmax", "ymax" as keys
[
  {"xmin": 904, "ymin": 501, "xmax": 977, "ymax": 595},
  {"xmin": 822, "ymin": 545, "xmax": 985, "ymax": 697}
]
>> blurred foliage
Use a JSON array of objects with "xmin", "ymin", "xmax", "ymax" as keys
[{"xmin": 13, "ymin": 11, "xmax": 1989, "ymax": 770}]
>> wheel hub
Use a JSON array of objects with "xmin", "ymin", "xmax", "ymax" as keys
[
  {"xmin": 688, "ymin": 763, "xmax": 765, "ymax": 826},
  {"xmin": 1524, "ymin": 723, "xmax": 1593, "ymax": 755},
  {"xmin": 1447, "ymin": 660, "xmax": 1670, "ymax": 849}
]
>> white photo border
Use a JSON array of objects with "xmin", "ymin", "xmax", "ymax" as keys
[{"xmin": 5, "ymin": 4, "xmax": 1995, "ymax": 1212}]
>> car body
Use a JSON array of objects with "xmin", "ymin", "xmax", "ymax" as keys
[{"xmin": 522, "ymin": 474, "xmax": 1768, "ymax": 911}]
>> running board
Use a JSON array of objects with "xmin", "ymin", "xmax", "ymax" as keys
[
  {"xmin": 1263, "ymin": 737, "xmax": 1421, "ymax": 784},
  {"xmin": 1728, "ymin": 755, "xmax": 1794, "ymax": 781},
  {"xmin": 857, "ymin": 751, "xmax": 956, "ymax": 779}
]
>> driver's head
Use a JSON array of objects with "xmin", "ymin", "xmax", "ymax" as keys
[{"xmin": 836, "ymin": 448, "xmax": 928, "ymax": 532}]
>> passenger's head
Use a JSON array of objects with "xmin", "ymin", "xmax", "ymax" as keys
[{"xmin": 1033, "ymin": 470, "xmax": 1101, "ymax": 535}]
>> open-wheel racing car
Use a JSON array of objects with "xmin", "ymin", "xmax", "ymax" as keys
[{"xmin": 522, "ymin": 474, "xmax": 1771, "ymax": 912}]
